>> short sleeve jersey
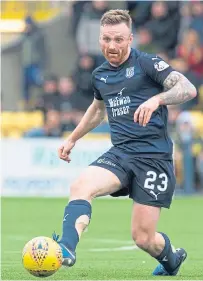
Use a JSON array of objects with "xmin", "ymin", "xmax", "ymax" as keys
[{"xmin": 92, "ymin": 48, "xmax": 174, "ymax": 160}]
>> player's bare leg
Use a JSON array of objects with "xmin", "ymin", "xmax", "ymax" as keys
[
  {"xmin": 53, "ymin": 166, "xmax": 122, "ymax": 266},
  {"xmin": 131, "ymin": 203, "xmax": 162, "ymax": 255},
  {"xmin": 131, "ymin": 202, "xmax": 187, "ymax": 276},
  {"xmin": 69, "ymin": 166, "xmax": 122, "ymax": 235}
]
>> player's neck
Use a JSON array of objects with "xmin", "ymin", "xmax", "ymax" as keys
[{"xmin": 109, "ymin": 47, "xmax": 131, "ymax": 68}]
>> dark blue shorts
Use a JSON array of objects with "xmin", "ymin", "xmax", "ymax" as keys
[{"xmin": 90, "ymin": 146, "xmax": 176, "ymax": 208}]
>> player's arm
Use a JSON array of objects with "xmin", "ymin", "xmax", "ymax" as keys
[
  {"xmin": 134, "ymin": 55, "xmax": 197, "ymax": 126},
  {"xmin": 58, "ymin": 98, "xmax": 106, "ymax": 162},
  {"xmin": 67, "ymin": 98, "xmax": 106, "ymax": 142},
  {"xmin": 157, "ymin": 71, "xmax": 197, "ymax": 105}
]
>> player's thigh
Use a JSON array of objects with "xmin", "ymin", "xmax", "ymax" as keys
[
  {"xmin": 129, "ymin": 158, "xmax": 176, "ymax": 209},
  {"xmin": 131, "ymin": 202, "xmax": 161, "ymax": 240},
  {"xmin": 70, "ymin": 165, "xmax": 122, "ymax": 201}
]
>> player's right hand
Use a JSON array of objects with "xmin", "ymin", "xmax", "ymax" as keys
[{"xmin": 58, "ymin": 139, "xmax": 75, "ymax": 162}]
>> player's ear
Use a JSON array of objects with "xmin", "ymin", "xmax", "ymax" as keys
[
  {"xmin": 99, "ymin": 34, "xmax": 102, "ymax": 45},
  {"xmin": 129, "ymin": 33, "xmax": 133, "ymax": 45}
]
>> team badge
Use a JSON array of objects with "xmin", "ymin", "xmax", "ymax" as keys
[
  {"xmin": 125, "ymin": 67, "xmax": 134, "ymax": 78},
  {"xmin": 154, "ymin": 61, "xmax": 169, "ymax": 71}
]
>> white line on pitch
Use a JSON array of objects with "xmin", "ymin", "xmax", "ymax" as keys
[
  {"xmin": 4, "ymin": 250, "xmax": 21, "ymax": 254},
  {"xmin": 89, "ymin": 245, "xmax": 139, "ymax": 252},
  {"xmin": 6, "ymin": 236, "xmax": 133, "ymax": 244},
  {"xmin": 85, "ymin": 238, "xmax": 133, "ymax": 244},
  {"xmin": 4, "ymin": 244, "xmax": 138, "ymax": 255},
  {"xmin": 6, "ymin": 235, "xmax": 29, "ymax": 241}
]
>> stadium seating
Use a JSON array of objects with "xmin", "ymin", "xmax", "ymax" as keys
[
  {"xmin": 1, "ymin": 111, "xmax": 44, "ymax": 137},
  {"xmin": 190, "ymin": 111, "xmax": 203, "ymax": 136},
  {"xmin": 1, "ymin": 110, "xmax": 202, "ymax": 139},
  {"xmin": 1, "ymin": 1, "xmax": 61, "ymax": 22}
]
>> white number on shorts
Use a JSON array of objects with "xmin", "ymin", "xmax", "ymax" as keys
[
  {"xmin": 144, "ymin": 171, "xmax": 168, "ymax": 191},
  {"xmin": 157, "ymin": 173, "xmax": 168, "ymax": 191},
  {"xmin": 144, "ymin": 171, "xmax": 156, "ymax": 189}
]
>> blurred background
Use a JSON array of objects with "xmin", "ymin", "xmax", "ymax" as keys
[{"xmin": 1, "ymin": 0, "xmax": 203, "ymax": 196}]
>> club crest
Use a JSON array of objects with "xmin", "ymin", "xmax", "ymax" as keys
[{"xmin": 125, "ymin": 67, "xmax": 134, "ymax": 78}]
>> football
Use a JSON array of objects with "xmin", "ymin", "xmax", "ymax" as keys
[{"xmin": 22, "ymin": 236, "xmax": 63, "ymax": 277}]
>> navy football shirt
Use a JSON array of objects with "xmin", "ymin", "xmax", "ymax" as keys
[{"xmin": 92, "ymin": 48, "xmax": 174, "ymax": 160}]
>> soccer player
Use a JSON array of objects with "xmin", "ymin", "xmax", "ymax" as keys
[{"xmin": 54, "ymin": 10, "xmax": 197, "ymax": 276}]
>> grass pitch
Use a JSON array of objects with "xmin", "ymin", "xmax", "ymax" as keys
[{"xmin": 1, "ymin": 197, "xmax": 203, "ymax": 280}]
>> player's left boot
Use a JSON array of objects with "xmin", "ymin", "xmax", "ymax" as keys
[
  {"xmin": 52, "ymin": 232, "xmax": 76, "ymax": 267},
  {"xmin": 152, "ymin": 248, "xmax": 187, "ymax": 276}
]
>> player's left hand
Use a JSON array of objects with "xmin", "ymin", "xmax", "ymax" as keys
[{"xmin": 134, "ymin": 96, "xmax": 160, "ymax": 126}]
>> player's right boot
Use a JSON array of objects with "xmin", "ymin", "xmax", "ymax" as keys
[
  {"xmin": 52, "ymin": 232, "xmax": 76, "ymax": 267},
  {"xmin": 152, "ymin": 248, "xmax": 187, "ymax": 276},
  {"xmin": 59, "ymin": 243, "xmax": 76, "ymax": 267}
]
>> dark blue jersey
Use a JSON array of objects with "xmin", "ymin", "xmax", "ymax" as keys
[{"xmin": 92, "ymin": 48, "xmax": 174, "ymax": 160}]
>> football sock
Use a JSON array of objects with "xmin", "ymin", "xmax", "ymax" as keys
[
  {"xmin": 59, "ymin": 200, "xmax": 92, "ymax": 252},
  {"xmin": 155, "ymin": 232, "xmax": 180, "ymax": 273}
]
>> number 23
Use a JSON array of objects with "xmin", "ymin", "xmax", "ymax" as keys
[{"xmin": 144, "ymin": 171, "xmax": 168, "ymax": 191}]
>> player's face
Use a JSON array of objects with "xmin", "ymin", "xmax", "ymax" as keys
[{"xmin": 100, "ymin": 23, "xmax": 133, "ymax": 66}]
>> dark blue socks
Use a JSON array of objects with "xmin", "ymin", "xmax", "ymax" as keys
[
  {"xmin": 60, "ymin": 200, "xmax": 92, "ymax": 252},
  {"xmin": 156, "ymin": 232, "xmax": 179, "ymax": 273}
]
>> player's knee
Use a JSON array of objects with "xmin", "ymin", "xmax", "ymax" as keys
[
  {"xmin": 132, "ymin": 230, "xmax": 153, "ymax": 251},
  {"xmin": 69, "ymin": 180, "xmax": 95, "ymax": 201},
  {"xmin": 70, "ymin": 181, "xmax": 88, "ymax": 199},
  {"xmin": 135, "ymin": 236, "xmax": 151, "ymax": 251}
]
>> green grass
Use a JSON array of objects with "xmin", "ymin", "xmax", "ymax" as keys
[{"xmin": 1, "ymin": 197, "xmax": 203, "ymax": 280}]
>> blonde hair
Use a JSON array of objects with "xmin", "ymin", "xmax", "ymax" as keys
[{"xmin": 101, "ymin": 9, "xmax": 132, "ymax": 30}]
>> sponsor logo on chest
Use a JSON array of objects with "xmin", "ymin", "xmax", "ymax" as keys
[{"xmin": 108, "ymin": 87, "xmax": 131, "ymax": 117}]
